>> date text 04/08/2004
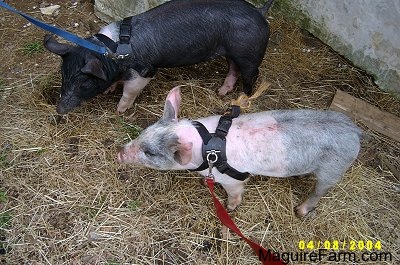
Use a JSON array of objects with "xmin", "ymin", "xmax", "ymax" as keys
[{"xmin": 298, "ymin": 240, "xmax": 382, "ymax": 251}]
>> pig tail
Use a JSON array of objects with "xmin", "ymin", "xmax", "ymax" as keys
[{"xmin": 231, "ymin": 81, "xmax": 271, "ymax": 109}]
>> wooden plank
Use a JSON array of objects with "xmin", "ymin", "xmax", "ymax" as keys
[
  {"xmin": 329, "ymin": 89, "xmax": 400, "ymax": 142},
  {"xmin": 379, "ymin": 154, "xmax": 400, "ymax": 181}
]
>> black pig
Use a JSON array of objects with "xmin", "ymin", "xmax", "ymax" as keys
[{"xmin": 44, "ymin": 0, "xmax": 274, "ymax": 114}]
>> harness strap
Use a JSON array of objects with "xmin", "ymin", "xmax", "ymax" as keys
[
  {"xmin": 190, "ymin": 105, "xmax": 249, "ymax": 181},
  {"xmin": 94, "ymin": 18, "xmax": 157, "ymax": 78},
  {"xmin": 119, "ymin": 17, "xmax": 132, "ymax": 44},
  {"xmin": 216, "ymin": 105, "xmax": 241, "ymax": 137},
  {"xmin": 116, "ymin": 17, "xmax": 133, "ymax": 56},
  {"xmin": 94, "ymin": 33, "xmax": 118, "ymax": 52},
  {"xmin": 192, "ymin": 121, "xmax": 212, "ymax": 145}
]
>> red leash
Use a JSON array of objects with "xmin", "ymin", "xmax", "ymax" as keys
[{"xmin": 205, "ymin": 177, "xmax": 285, "ymax": 265}]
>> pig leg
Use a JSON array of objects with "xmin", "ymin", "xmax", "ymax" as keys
[
  {"xmin": 217, "ymin": 58, "xmax": 240, "ymax": 96},
  {"xmin": 220, "ymin": 180, "xmax": 248, "ymax": 211},
  {"xmin": 233, "ymin": 57, "xmax": 260, "ymax": 96},
  {"xmin": 117, "ymin": 70, "xmax": 151, "ymax": 113},
  {"xmin": 240, "ymin": 67, "xmax": 259, "ymax": 96},
  {"xmin": 295, "ymin": 171, "xmax": 342, "ymax": 217}
]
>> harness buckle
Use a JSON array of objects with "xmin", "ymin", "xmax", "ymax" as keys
[
  {"xmin": 117, "ymin": 53, "xmax": 130, "ymax": 59},
  {"xmin": 108, "ymin": 52, "xmax": 130, "ymax": 61}
]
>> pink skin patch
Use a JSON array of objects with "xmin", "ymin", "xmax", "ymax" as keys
[
  {"xmin": 98, "ymin": 26, "xmax": 114, "ymax": 40},
  {"xmin": 117, "ymin": 76, "xmax": 151, "ymax": 113},
  {"xmin": 218, "ymin": 61, "xmax": 239, "ymax": 96},
  {"xmin": 224, "ymin": 114, "xmax": 288, "ymax": 177},
  {"xmin": 248, "ymin": 128, "xmax": 263, "ymax": 135}
]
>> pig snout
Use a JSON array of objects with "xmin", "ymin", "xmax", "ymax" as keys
[
  {"xmin": 56, "ymin": 102, "xmax": 77, "ymax": 115},
  {"xmin": 117, "ymin": 144, "xmax": 138, "ymax": 164},
  {"xmin": 56, "ymin": 93, "xmax": 83, "ymax": 114},
  {"xmin": 117, "ymin": 147, "xmax": 128, "ymax": 163}
]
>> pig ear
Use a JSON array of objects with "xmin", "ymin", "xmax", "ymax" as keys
[
  {"xmin": 173, "ymin": 141, "xmax": 193, "ymax": 165},
  {"xmin": 81, "ymin": 55, "xmax": 108, "ymax": 81},
  {"xmin": 163, "ymin": 86, "xmax": 182, "ymax": 121},
  {"xmin": 43, "ymin": 34, "xmax": 71, "ymax": 56}
]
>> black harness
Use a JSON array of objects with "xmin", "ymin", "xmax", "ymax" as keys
[
  {"xmin": 190, "ymin": 105, "xmax": 250, "ymax": 181},
  {"xmin": 94, "ymin": 17, "xmax": 157, "ymax": 78}
]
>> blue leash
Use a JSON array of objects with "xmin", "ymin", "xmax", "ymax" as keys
[{"xmin": 0, "ymin": 1, "xmax": 108, "ymax": 55}]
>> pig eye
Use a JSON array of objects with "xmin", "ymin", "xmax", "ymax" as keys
[
  {"xmin": 144, "ymin": 150, "xmax": 156, "ymax": 157},
  {"xmin": 82, "ymin": 79, "xmax": 94, "ymax": 87}
]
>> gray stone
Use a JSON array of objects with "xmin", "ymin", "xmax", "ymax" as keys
[
  {"xmin": 94, "ymin": 0, "xmax": 169, "ymax": 22},
  {"xmin": 39, "ymin": 4, "xmax": 61, "ymax": 17},
  {"xmin": 273, "ymin": 0, "xmax": 400, "ymax": 95},
  {"xmin": 94, "ymin": 0, "xmax": 267, "ymax": 22}
]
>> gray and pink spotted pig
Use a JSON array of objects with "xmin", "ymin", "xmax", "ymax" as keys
[{"xmin": 118, "ymin": 86, "xmax": 363, "ymax": 217}]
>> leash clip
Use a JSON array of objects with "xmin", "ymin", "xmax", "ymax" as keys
[
  {"xmin": 206, "ymin": 151, "xmax": 219, "ymax": 181},
  {"xmin": 206, "ymin": 164, "xmax": 215, "ymax": 182}
]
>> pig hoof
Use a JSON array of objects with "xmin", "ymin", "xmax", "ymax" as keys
[
  {"xmin": 295, "ymin": 209, "xmax": 306, "ymax": 218},
  {"xmin": 117, "ymin": 105, "xmax": 128, "ymax": 113},
  {"xmin": 217, "ymin": 87, "xmax": 229, "ymax": 97},
  {"xmin": 226, "ymin": 205, "xmax": 236, "ymax": 213},
  {"xmin": 117, "ymin": 96, "xmax": 136, "ymax": 113},
  {"xmin": 227, "ymin": 203, "xmax": 239, "ymax": 212},
  {"xmin": 227, "ymin": 194, "xmax": 243, "ymax": 212},
  {"xmin": 226, "ymin": 202, "xmax": 240, "ymax": 210},
  {"xmin": 218, "ymin": 84, "xmax": 234, "ymax": 97},
  {"xmin": 217, "ymin": 90, "xmax": 228, "ymax": 97},
  {"xmin": 295, "ymin": 205, "xmax": 315, "ymax": 218}
]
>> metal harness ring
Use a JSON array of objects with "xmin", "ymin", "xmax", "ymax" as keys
[{"xmin": 206, "ymin": 150, "xmax": 220, "ymax": 164}]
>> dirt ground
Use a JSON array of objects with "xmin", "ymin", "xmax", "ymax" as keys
[{"xmin": 0, "ymin": 1, "xmax": 399, "ymax": 264}]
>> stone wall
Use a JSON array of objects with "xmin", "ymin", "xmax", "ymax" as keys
[
  {"xmin": 94, "ymin": 0, "xmax": 267, "ymax": 22},
  {"xmin": 271, "ymin": 0, "xmax": 399, "ymax": 95},
  {"xmin": 94, "ymin": 0, "xmax": 400, "ymax": 94},
  {"xmin": 94, "ymin": 0, "xmax": 169, "ymax": 22}
]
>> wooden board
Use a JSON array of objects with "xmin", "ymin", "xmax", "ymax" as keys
[{"xmin": 330, "ymin": 89, "xmax": 400, "ymax": 142}]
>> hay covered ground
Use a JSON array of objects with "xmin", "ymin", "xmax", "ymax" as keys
[{"xmin": 0, "ymin": 1, "xmax": 399, "ymax": 264}]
